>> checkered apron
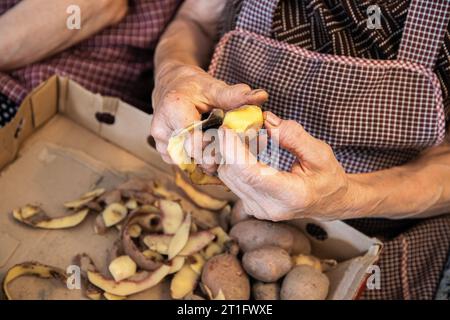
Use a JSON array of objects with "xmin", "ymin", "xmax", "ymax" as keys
[
  {"xmin": 0, "ymin": 0, "xmax": 181, "ymax": 111},
  {"xmin": 209, "ymin": 0, "xmax": 450, "ymax": 299}
]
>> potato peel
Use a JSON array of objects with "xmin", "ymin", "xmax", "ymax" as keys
[
  {"xmin": 104, "ymin": 292, "xmax": 127, "ymax": 300},
  {"xmin": 143, "ymin": 234, "xmax": 172, "ymax": 255},
  {"xmin": 190, "ymin": 207, "xmax": 220, "ymax": 229},
  {"xmin": 108, "ymin": 255, "xmax": 137, "ymax": 282},
  {"xmin": 169, "ymin": 256, "xmax": 186, "ymax": 274},
  {"xmin": 188, "ymin": 253, "xmax": 206, "ymax": 275},
  {"xmin": 168, "ymin": 213, "xmax": 192, "ymax": 260},
  {"xmin": 175, "ymin": 171, "xmax": 227, "ymax": 210},
  {"xmin": 87, "ymin": 264, "xmax": 171, "ymax": 296},
  {"xmin": 152, "ymin": 182, "xmax": 180, "ymax": 201},
  {"xmin": 2, "ymin": 262, "xmax": 67, "ymax": 300},
  {"xmin": 170, "ymin": 264, "xmax": 199, "ymax": 300},
  {"xmin": 13, "ymin": 206, "xmax": 89, "ymax": 229},
  {"xmin": 292, "ymin": 254, "xmax": 337, "ymax": 272},
  {"xmin": 64, "ymin": 188, "xmax": 105, "ymax": 209},
  {"xmin": 178, "ymin": 231, "xmax": 215, "ymax": 256},
  {"xmin": 188, "ymin": 167, "xmax": 222, "ymax": 186},
  {"xmin": 122, "ymin": 210, "xmax": 164, "ymax": 271},
  {"xmin": 159, "ymin": 199, "xmax": 184, "ymax": 234},
  {"xmin": 102, "ymin": 203, "xmax": 128, "ymax": 227}
]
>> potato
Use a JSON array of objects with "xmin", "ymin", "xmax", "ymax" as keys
[
  {"xmin": 242, "ymin": 246, "xmax": 292, "ymax": 282},
  {"xmin": 252, "ymin": 282, "xmax": 280, "ymax": 300},
  {"xmin": 222, "ymin": 105, "xmax": 264, "ymax": 133},
  {"xmin": 283, "ymin": 224, "xmax": 311, "ymax": 255},
  {"xmin": 201, "ymin": 254, "xmax": 250, "ymax": 300},
  {"xmin": 291, "ymin": 254, "xmax": 321, "ymax": 271},
  {"xmin": 229, "ymin": 201, "xmax": 251, "ymax": 226},
  {"xmin": 229, "ymin": 220, "xmax": 294, "ymax": 252},
  {"xmin": 280, "ymin": 265, "xmax": 329, "ymax": 300}
]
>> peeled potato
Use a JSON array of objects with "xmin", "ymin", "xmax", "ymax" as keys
[
  {"xmin": 222, "ymin": 105, "xmax": 263, "ymax": 133},
  {"xmin": 280, "ymin": 265, "xmax": 329, "ymax": 300},
  {"xmin": 167, "ymin": 106, "xmax": 263, "ymax": 185},
  {"xmin": 291, "ymin": 254, "xmax": 322, "ymax": 271}
]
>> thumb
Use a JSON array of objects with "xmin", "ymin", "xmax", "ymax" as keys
[
  {"xmin": 207, "ymin": 82, "xmax": 268, "ymax": 110},
  {"xmin": 264, "ymin": 112, "xmax": 330, "ymax": 167}
]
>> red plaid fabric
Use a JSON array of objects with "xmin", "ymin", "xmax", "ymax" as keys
[
  {"xmin": 210, "ymin": 0, "xmax": 450, "ymax": 299},
  {"xmin": 0, "ymin": 0, "xmax": 181, "ymax": 111}
]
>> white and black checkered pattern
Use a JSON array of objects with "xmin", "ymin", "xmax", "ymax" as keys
[
  {"xmin": 398, "ymin": 0, "xmax": 450, "ymax": 69},
  {"xmin": 0, "ymin": 92, "xmax": 17, "ymax": 128},
  {"xmin": 212, "ymin": 0, "xmax": 448, "ymax": 174},
  {"xmin": 210, "ymin": 28, "xmax": 446, "ymax": 173},
  {"xmin": 209, "ymin": 0, "xmax": 450, "ymax": 299}
]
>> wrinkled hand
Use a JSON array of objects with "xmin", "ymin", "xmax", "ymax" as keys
[
  {"xmin": 218, "ymin": 112, "xmax": 361, "ymax": 221},
  {"xmin": 150, "ymin": 62, "xmax": 268, "ymax": 168}
]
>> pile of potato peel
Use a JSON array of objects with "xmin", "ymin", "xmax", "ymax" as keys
[{"xmin": 3, "ymin": 172, "xmax": 336, "ymax": 300}]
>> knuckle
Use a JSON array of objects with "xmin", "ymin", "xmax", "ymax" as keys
[
  {"xmin": 217, "ymin": 165, "xmax": 230, "ymax": 181},
  {"xmin": 155, "ymin": 142, "xmax": 168, "ymax": 155},
  {"xmin": 241, "ymin": 202, "xmax": 253, "ymax": 215},
  {"xmin": 232, "ymin": 83, "xmax": 251, "ymax": 94},
  {"xmin": 318, "ymin": 142, "xmax": 335, "ymax": 163},
  {"xmin": 284, "ymin": 120, "xmax": 302, "ymax": 132},
  {"xmin": 240, "ymin": 167, "xmax": 262, "ymax": 186},
  {"xmin": 150, "ymin": 124, "xmax": 167, "ymax": 141}
]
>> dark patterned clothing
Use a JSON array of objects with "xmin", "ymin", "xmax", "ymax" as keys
[
  {"xmin": 0, "ymin": 92, "xmax": 17, "ymax": 127},
  {"xmin": 0, "ymin": 0, "xmax": 182, "ymax": 114},
  {"xmin": 222, "ymin": 0, "xmax": 450, "ymax": 124},
  {"xmin": 215, "ymin": 0, "xmax": 450, "ymax": 300}
]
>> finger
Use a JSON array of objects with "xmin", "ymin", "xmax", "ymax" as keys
[
  {"xmin": 247, "ymin": 131, "xmax": 267, "ymax": 156},
  {"xmin": 218, "ymin": 128, "xmax": 258, "ymax": 171},
  {"xmin": 160, "ymin": 154, "xmax": 173, "ymax": 164},
  {"xmin": 207, "ymin": 82, "xmax": 269, "ymax": 110},
  {"xmin": 155, "ymin": 142, "xmax": 173, "ymax": 163},
  {"xmin": 162, "ymin": 93, "xmax": 202, "ymax": 133},
  {"xmin": 184, "ymin": 129, "xmax": 206, "ymax": 163},
  {"xmin": 239, "ymin": 200, "xmax": 272, "ymax": 221},
  {"xmin": 217, "ymin": 128, "xmax": 277, "ymax": 216},
  {"xmin": 198, "ymin": 151, "xmax": 219, "ymax": 175},
  {"xmin": 218, "ymin": 167, "xmax": 269, "ymax": 220},
  {"xmin": 264, "ymin": 111, "xmax": 332, "ymax": 168},
  {"xmin": 150, "ymin": 114, "xmax": 171, "ymax": 145}
]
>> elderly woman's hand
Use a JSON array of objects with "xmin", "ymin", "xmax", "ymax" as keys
[
  {"xmin": 150, "ymin": 62, "xmax": 268, "ymax": 165},
  {"xmin": 218, "ymin": 111, "xmax": 363, "ymax": 221}
]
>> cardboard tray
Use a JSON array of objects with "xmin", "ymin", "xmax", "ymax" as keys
[{"xmin": 0, "ymin": 76, "xmax": 382, "ymax": 300}]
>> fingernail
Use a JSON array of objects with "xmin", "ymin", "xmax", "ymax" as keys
[
  {"xmin": 264, "ymin": 112, "xmax": 281, "ymax": 126},
  {"xmin": 246, "ymin": 89, "xmax": 265, "ymax": 96}
]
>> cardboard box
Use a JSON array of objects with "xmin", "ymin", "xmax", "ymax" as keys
[{"xmin": 0, "ymin": 76, "xmax": 382, "ymax": 300}]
